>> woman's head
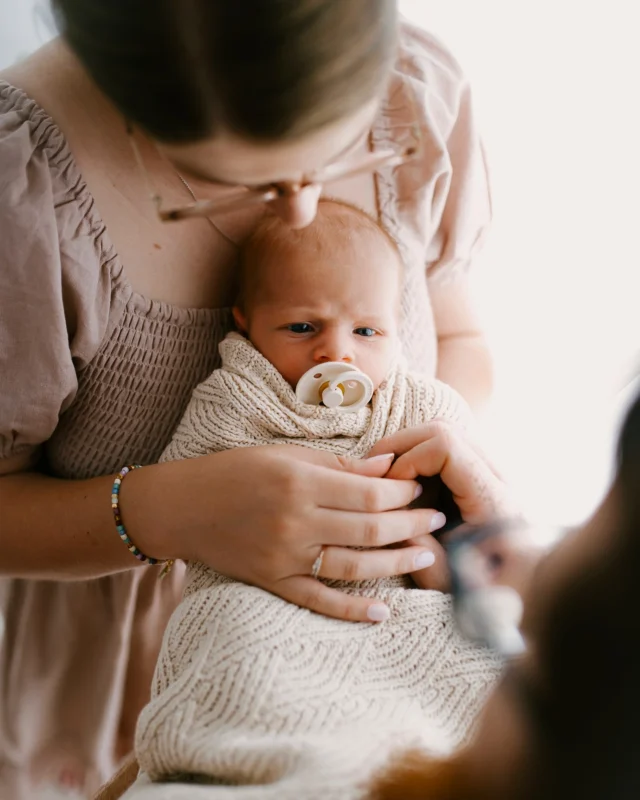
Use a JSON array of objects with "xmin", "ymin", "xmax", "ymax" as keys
[
  {"xmin": 53, "ymin": 0, "xmax": 396, "ymax": 142},
  {"xmin": 54, "ymin": 0, "xmax": 398, "ymax": 227}
]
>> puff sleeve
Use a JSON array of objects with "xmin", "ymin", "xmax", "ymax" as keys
[{"xmin": 0, "ymin": 84, "xmax": 113, "ymax": 461}]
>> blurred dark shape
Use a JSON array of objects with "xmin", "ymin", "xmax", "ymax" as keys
[{"xmin": 408, "ymin": 474, "xmax": 464, "ymax": 535}]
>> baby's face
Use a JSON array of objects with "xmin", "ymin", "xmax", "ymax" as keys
[{"xmin": 236, "ymin": 226, "xmax": 401, "ymax": 391}]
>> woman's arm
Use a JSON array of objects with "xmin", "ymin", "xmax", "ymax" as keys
[
  {"xmin": 430, "ymin": 278, "xmax": 493, "ymax": 411},
  {"xmin": 0, "ymin": 445, "xmax": 446, "ymax": 621},
  {"xmin": 0, "ymin": 452, "xmax": 151, "ymax": 580}
]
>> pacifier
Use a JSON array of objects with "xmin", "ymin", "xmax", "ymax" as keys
[{"xmin": 295, "ymin": 363, "xmax": 374, "ymax": 412}]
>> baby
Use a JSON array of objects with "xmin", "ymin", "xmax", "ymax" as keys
[{"xmin": 127, "ymin": 201, "xmax": 500, "ymax": 799}]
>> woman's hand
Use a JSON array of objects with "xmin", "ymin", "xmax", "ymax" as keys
[
  {"xmin": 369, "ymin": 420, "xmax": 513, "ymax": 526},
  {"xmin": 125, "ymin": 445, "xmax": 447, "ymax": 623},
  {"xmin": 368, "ymin": 420, "xmax": 516, "ymax": 592}
]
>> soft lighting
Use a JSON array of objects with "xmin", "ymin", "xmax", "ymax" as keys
[{"xmin": 400, "ymin": 0, "xmax": 640, "ymax": 527}]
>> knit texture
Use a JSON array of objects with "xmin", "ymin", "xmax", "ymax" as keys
[
  {"xmin": 129, "ymin": 335, "xmax": 502, "ymax": 799},
  {"xmin": 161, "ymin": 333, "xmax": 467, "ymax": 462}
]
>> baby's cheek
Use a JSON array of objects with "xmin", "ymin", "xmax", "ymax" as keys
[
  {"xmin": 366, "ymin": 343, "xmax": 397, "ymax": 389},
  {"xmin": 260, "ymin": 341, "xmax": 305, "ymax": 387}
]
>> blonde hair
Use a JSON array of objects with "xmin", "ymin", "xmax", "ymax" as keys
[{"xmin": 237, "ymin": 198, "xmax": 402, "ymax": 310}]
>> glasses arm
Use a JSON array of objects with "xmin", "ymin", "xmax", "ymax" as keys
[
  {"xmin": 159, "ymin": 187, "xmax": 279, "ymax": 222},
  {"xmin": 309, "ymin": 146, "xmax": 418, "ymax": 185}
]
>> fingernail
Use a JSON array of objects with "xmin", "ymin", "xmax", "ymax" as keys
[
  {"xmin": 413, "ymin": 483, "xmax": 423, "ymax": 500},
  {"xmin": 414, "ymin": 551, "xmax": 436, "ymax": 569},
  {"xmin": 367, "ymin": 453, "xmax": 394, "ymax": 462},
  {"xmin": 367, "ymin": 603, "xmax": 390, "ymax": 622},
  {"xmin": 430, "ymin": 512, "xmax": 447, "ymax": 532}
]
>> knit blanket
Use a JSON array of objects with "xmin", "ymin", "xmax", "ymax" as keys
[{"xmin": 126, "ymin": 334, "xmax": 502, "ymax": 800}]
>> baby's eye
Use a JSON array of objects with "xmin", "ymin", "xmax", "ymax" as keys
[
  {"xmin": 354, "ymin": 327, "xmax": 377, "ymax": 337},
  {"xmin": 287, "ymin": 323, "xmax": 314, "ymax": 334}
]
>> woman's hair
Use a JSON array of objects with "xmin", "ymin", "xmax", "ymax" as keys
[{"xmin": 53, "ymin": 0, "xmax": 398, "ymax": 143}]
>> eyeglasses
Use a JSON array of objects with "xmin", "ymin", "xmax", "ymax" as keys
[{"xmin": 127, "ymin": 106, "xmax": 422, "ymax": 223}]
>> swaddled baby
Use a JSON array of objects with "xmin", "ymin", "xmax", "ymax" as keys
[{"xmin": 128, "ymin": 201, "xmax": 501, "ymax": 800}]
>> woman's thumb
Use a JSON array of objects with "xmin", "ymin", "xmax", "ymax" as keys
[
  {"xmin": 351, "ymin": 452, "xmax": 395, "ymax": 477},
  {"xmin": 286, "ymin": 447, "xmax": 395, "ymax": 477}
]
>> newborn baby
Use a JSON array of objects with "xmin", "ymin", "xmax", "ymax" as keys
[{"xmin": 127, "ymin": 201, "xmax": 501, "ymax": 799}]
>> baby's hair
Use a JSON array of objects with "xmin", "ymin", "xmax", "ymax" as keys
[{"xmin": 237, "ymin": 198, "xmax": 403, "ymax": 310}]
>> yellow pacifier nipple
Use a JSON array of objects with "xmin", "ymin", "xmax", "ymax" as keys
[{"xmin": 319, "ymin": 381, "xmax": 346, "ymax": 408}]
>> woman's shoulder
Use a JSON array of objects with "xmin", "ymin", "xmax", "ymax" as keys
[
  {"xmin": 1, "ymin": 77, "xmax": 118, "ymax": 280},
  {"xmin": 376, "ymin": 22, "xmax": 491, "ymax": 287},
  {"xmin": 0, "ymin": 79, "xmax": 121, "ymax": 332},
  {"xmin": 0, "ymin": 80, "xmax": 66, "ymax": 200},
  {"xmin": 0, "ymin": 80, "xmax": 112, "ymax": 253},
  {"xmin": 0, "ymin": 78, "xmax": 57, "ymax": 152},
  {"xmin": 395, "ymin": 21, "xmax": 470, "ymax": 137},
  {"xmin": 0, "ymin": 80, "xmax": 123, "ymax": 462},
  {"xmin": 399, "ymin": 20, "xmax": 467, "ymax": 82}
]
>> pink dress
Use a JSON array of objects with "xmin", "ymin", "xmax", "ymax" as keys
[{"xmin": 0, "ymin": 23, "xmax": 491, "ymax": 797}]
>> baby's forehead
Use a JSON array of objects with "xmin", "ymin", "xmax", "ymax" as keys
[
  {"xmin": 254, "ymin": 205, "xmax": 401, "ymax": 266},
  {"xmin": 239, "ymin": 201, "xmax": 403, "ymax": 306}
]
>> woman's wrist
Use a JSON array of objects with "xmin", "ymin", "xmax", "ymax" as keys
[
  {"xmin": 0, "ymin": 469, "xmax": 153, "ymax": 579},
  {"xmin": 118, "ymin": 460, "xmax": 188, "ymax": 564}
]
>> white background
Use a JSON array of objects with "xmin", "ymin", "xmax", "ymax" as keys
[{"xmin": 1, "ymin": 1, "xmax": 639, "ymax": 528}]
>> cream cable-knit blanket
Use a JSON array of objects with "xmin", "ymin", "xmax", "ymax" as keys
[{"xmin": 126, "ymin": 334, "xmax": 502, "ymax": 800}]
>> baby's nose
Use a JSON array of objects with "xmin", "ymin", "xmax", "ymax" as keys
[{"xmin": 313, "ymin": 333, "xmax": 353, "ymax": 364}]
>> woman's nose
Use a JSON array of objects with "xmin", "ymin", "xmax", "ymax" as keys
[
  {"xmin": 313, "ymin": 332, "xmax": 353, "ymax": 364},
  {"xmin": 267, "ymin": 183, "xmax": 322, "ymax": 229}
]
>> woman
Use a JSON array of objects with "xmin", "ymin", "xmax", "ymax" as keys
[
  {"xmin": 0, "ymin": 1, "xmax": 492, "ymax": 796},
  {"xmin": 372, "ymin": 392, "xmax": 640, "ymax": 799}
]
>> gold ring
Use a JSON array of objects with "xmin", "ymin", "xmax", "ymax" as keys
[{"xmin": 311, "ymin": 547, "xmax": 325, "ymax": 580}]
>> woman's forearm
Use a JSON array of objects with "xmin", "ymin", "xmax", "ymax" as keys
[
  {"xmin": 0, "ymin": 467, "xmax": 169, "ymax": 580},
  {"xmin": 436, "ymin": 333, "xmax": 493, "ymax": 411}
]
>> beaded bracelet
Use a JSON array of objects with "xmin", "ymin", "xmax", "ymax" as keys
[{"xmin": 112, "ymin": 465, "xmax": 174, "ymax": 578}]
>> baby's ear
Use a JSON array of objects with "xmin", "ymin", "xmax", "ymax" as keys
[{"xmin": 232, "ymin": 306, "xmax": 248, "ymax": 333}]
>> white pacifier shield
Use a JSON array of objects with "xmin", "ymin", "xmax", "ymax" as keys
[{"xmin": 295, "ymin": 362, "xmax": 374, "ymax": 412}]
